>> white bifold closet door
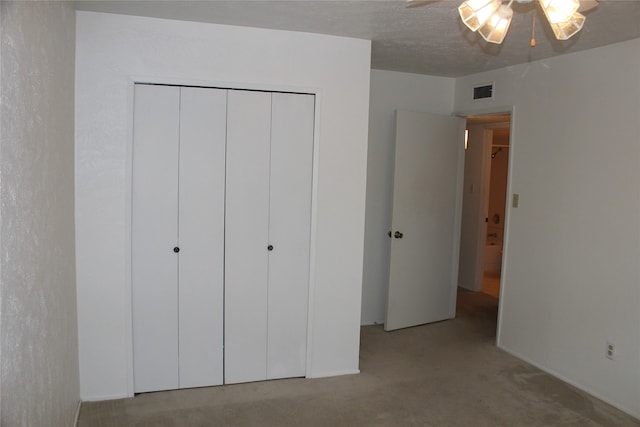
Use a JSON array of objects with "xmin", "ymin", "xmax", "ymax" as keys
[
  {"xmin": 132, "ymin": 84, "xmax": 226, "ymax": 393},
  {"xmin": 225, "ymin": 91, "xmax": 314, "ymax": 384},
  {"xmin": 132, "ymin": 84, "xmax": 314, "ymax": 393}
]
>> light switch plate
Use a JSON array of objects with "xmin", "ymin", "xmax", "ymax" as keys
[{"xmin": 512, "ymin": 193, "xmax": 520, "ymax": 208}]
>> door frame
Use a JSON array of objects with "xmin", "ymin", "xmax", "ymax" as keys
[
  {"xmin": 124, "ymin": 76, "xmax": 322, "ymax": 397},
  {"xmin": 455, "ymin": 106, "xmax": 516, "ymax": 345}
]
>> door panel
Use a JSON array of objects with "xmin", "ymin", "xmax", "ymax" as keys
[
  {"xmin": 178, "ymin": 87, "xmax": 226, "ymax": 388},
  {"xmin": 224, "ymin": 90, "xmax": 272, "ymax": 384},
  {"xmin": 267, "ymin": 93, "xmax": 314, "ymax": 379},
  {"xmin": 385, "ymin": 111, "xmax": 465, "ymax": 331},
  {"xmin": 132, "ymin": 84, "xmax": 180, "ymax": 392}
]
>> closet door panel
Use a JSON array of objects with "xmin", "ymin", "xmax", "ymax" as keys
[
  {"xmin": 132, "ymin": 84, "xmax": 180, "ymax": 393},
  {"xmin": 178, "ymin": 87, "xmax": 227, "ymax": 388},
  {"xmin": 267, "ymin": 93, "xmax": 314, "ymax": 379},
  {"xmin": 225, "ymin": 90, "xmax": 272, "ymax": 384}
]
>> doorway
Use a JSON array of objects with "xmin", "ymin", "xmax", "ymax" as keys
[
  {"xmin": 383, "ymin": 110, "xmax": 511, "ymax": 333},
  {"xmin": 458, "ymin": 113, "xmax": 511, "ymax": 309},
  {"xmin": 483, "ymin": 127, "xmax": 509, "ymax": 298}
]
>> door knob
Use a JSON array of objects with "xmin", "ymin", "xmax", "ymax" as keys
[
  {"xmin": 394, "ymin": 231, "xmax": 403, "ymax": 239},
  {"xmin": 173, "ymin": 246, "xmax": 180, "ymax": 253},
  {"xmin": 267, "ymin": 245, "xmax": 274, "ymax": 251}
]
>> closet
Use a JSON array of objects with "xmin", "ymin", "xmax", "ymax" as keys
[{"xmin": 131, "ymin": 84, "xmax": 314, "ymax": 393}]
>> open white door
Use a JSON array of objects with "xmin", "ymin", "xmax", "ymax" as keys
[{"xmin": 385, "ymin": 111, "xmax": 465, "ymax": 331}]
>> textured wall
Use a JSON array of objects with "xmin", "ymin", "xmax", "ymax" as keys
[{"xmin": 1, "ymin": 2, "xmax": 79, "ymax": 426}]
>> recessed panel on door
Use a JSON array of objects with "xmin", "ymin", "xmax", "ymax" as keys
[
  {"xmin": 132, "ymin": 84, "xmax": 180, "ymax": 393},
  {"xmin": 224, "ymin": 90, "xmax": 272, "ymax": 384},
  {"xmin": 267, "ymin": 93, "xmax": 314, "ymax": 379},
  {"xmin": 178, "ymin": 87, "xmax": 226, "ymax": 388}
]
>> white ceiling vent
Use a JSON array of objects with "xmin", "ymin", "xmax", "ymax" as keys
[{"xmin": 473, "ymin": 84, "xmax": 493, "ymax": 100}]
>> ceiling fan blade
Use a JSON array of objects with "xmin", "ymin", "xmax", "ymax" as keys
[{"xmin": 405, "ymin": 0, "xmax": 440, "ymax": 9}]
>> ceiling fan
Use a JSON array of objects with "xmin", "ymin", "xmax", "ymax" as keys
[{"xmin": 406, "ymin": 0, "xmax": 599, "ymax": 44}]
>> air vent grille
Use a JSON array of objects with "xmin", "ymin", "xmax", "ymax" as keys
[{"xmin": 473, "ymin": 84, "xmax": 493, "ymax": 100}]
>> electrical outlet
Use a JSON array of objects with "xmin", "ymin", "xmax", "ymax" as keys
[{"xmin": 606, "ymin": 342, "xmax": 615, "ymax": 360}]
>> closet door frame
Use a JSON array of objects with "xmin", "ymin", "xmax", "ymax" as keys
[{"xmin": 123, "ymin": 78, "xmax": 320, "ymax": 397}]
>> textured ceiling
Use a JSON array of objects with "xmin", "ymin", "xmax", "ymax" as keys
[{"xmin": 74, "ymin": 0, "xmax": 640, "ymax": 77}]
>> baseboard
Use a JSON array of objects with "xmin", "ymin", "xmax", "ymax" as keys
[
  {"xmin": 81, "ymin": 392, "xmax": 130, "ymax": 402},
  {"xmin": 360, "ymin": 320, "xmax": 383, "ymax": 326},
  {"xmin": 308, "ymin": 368, "xmax": 360, "ymax": 379},
  {"xmin": 498, "ymin": 343, "xmax": 640, "ymax": 421},
  {"xmin": 73, "ymin": 400, "xmax": 81, "ymax": 427}
]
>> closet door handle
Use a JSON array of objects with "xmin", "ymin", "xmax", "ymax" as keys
[
  {"xmin": 173, "ymin": 246, "xmax": 180, "ymax": 253},
  {"xmin": 267, "ymin": 245, "xmax": 274, "ymax": 251}
]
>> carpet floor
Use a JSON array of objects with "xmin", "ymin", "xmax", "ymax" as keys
[{"xmin": 78, "ymin": 290, "xmax": 640, "ymax": 426}]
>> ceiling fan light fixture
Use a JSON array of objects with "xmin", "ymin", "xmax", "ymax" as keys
[
  {"xmin": 578, "ymin": 0, "xmax": 599, "ymax": 12},
  {"xmin": 458, "ymin": 0, "xmax": 501, "ymax": 32},
  {"xmin": 456, "ymin": 0, "xmax": 591, "ymax": 44},
  {"xmin": 478, "ymin": 4, "xmax": 514, "ymax": 44},
  {"xmin": 548, "ymin": 11, "xmax": 585, "ymax": 39},
  {"xmin": 539, "ymin": 0, "xmax": 580, "ymax": 24}
]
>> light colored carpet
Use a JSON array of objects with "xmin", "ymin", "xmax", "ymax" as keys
[{"xmin": 78, "ymin": 290, "xmax": 639, "ymax": 426}]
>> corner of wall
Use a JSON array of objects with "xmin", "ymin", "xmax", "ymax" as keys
[{"xmin": 1, "ymin": 1, "xmax": 80, "ymax": 425}]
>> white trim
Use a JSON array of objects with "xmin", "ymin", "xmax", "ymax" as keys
[
  {"xmin": 80, "ymin": 393, "xmax": 130, "ymax": 402},
  {"xmin": 449, "ymin": 118, "xmax": 467, "ymax": 318},
  {"xmin": 125, "ymin": 75, "xmax": 322, "ymax": 392},
  {"xmin": 73, "ymin": 400, "xmax": 82, "ymax": 426},
  {"xmin": 498, "ymin": 343, "xmax": 640, "ymax": 420},
  {"xmin": 496, "ymin": 106, "xmax": 517, "ymax": 346},
  {"xmin": 124, "ymin": 78, "xmax": 136, "ymax": 398},
  {"xmin": 308, "ymin": 368, "xmax": 360, "ymax": 379},
  {"xmin": 305, "ymin": 92, "xmax": 322, "ymax": 378},
  {"xmin": 128, "ymin": 75, "xmax": 318, "ymax": 96},
  {"xmin": 456, "ymin": 105, "xmax": 512, "ymax": 119}
]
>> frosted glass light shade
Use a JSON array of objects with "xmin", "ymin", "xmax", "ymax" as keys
[
  {"xmin": 548, "ymin": 11, "xmax": 585, "ymax": 39},
  {"xmin": 539, "ymin": 0, "xmax": 580, "ymax": 24},
  {"xmin": 458, "ymin": 0, "xmax": 501, "ymax": 32},
  {"xmin": 478, "ymin": 5, "xmax": 514, "ymax": 44}
]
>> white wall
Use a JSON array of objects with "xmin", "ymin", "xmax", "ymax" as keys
[
  {"xmin": 362, "ymin": 70, "xmax": 455, "ymax": 325},
  {"xmin": 455, "ymin": 38, "xmax": 640, "ymax": 418},
  {"xmin": 1, "ymin": 1, "xmax": 80, "ymax": 425},
  {"xmin": 75, "ymin": 12, "xmax": 371, "ymax": 400}
]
